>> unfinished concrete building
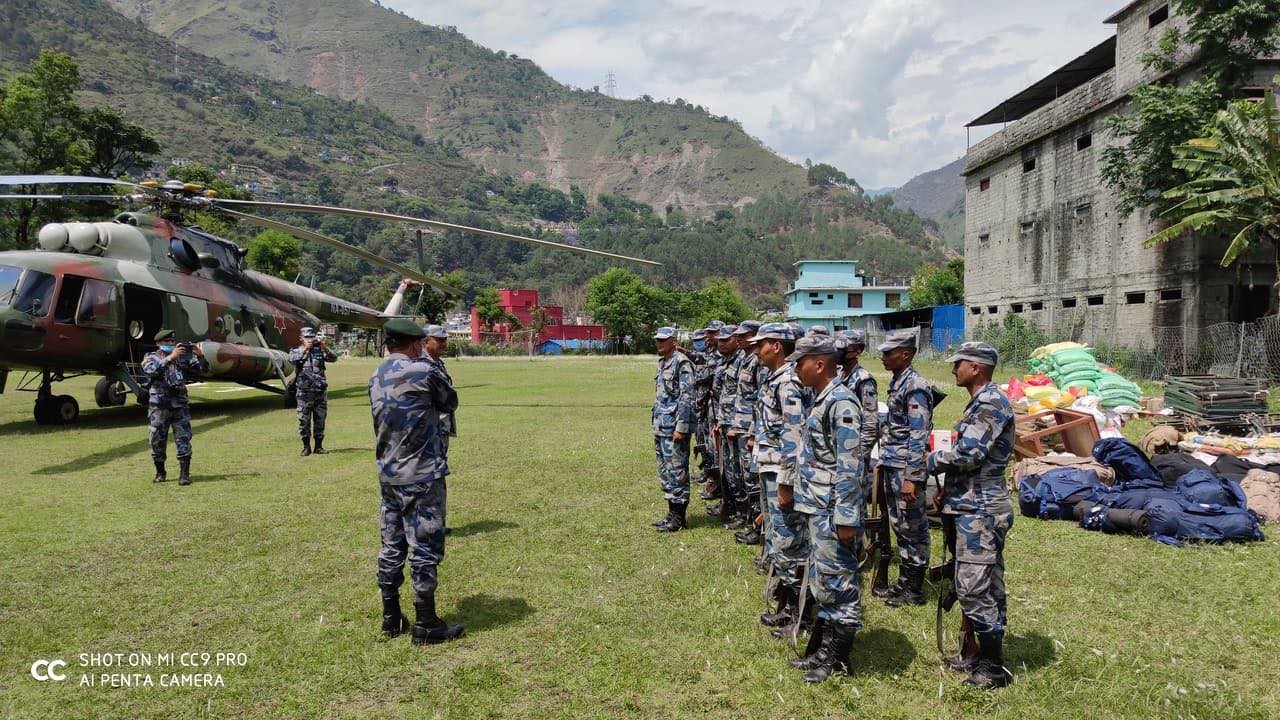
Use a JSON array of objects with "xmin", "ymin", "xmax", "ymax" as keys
[{"xmin": 962, "ymin": 0, "xmax": 1278, "ymax": 346}]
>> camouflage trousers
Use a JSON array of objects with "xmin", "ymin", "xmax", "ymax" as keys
[
  {"xmin": 296, "ymin": 389, "xmax": 328, "ymax": 441},
  {"xmin": 718, "ymin": 427, "xmax": 741, "ymax": 502},
  {"xmin": 766, "ymin": 472, "xmax": 810, "ymax": 591},
  {"xmin": 883, "ymin": 465, "xmax": 931, "ymax": 568},
  {"xmin": 694, "ymin": 415, "xmax": 718, "ymax": 476},
  {"xmin": 148, "ymin": 403, "xmax": 192, "ymax": 462},
  {"xmin": 377, "ymin": 480, "xmax": 447, "ymax": 596},
  {"xmin": 733, "ymin": 434, "xmax": 758, "ymax": 501},
  {"xmin": 806, "ymin": 512, "xmax": 863, "ymax": 628},
  {"xmin": 654, "ymin": 434, "xmax": 691, "ymax": 505},
  {"xmin": 953, "ymin": 509, "xmax": 1013, "ymax": 635}
]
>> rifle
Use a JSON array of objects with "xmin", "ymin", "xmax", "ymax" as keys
[
  {"xmin": 931, "ymin": 513, "xmax": 979, "ymax": 663},
  {"xmin": 862, "ymin": 465, "xmax": 893, "ymax": 592}
]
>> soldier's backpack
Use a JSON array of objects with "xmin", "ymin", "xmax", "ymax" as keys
[
  {"xmin": 1143, "ymin": 499, "xmax": 1265, "ymax": 545},
  {"xmin": 1018, "ymin": 468, "xmax": 1106, "ymax": 520},
  {"xmin": 1174, "ymin": 469, "xmax": 1246, "ymax": 508},
  {"xmin": 1093, "ymin": 438, "xmax": 1164, "ymax": 489}
]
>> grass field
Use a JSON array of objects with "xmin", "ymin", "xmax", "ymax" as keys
[{"xmin": 2, "ymin": 357, "xmax": 1278, "ymax": 720}]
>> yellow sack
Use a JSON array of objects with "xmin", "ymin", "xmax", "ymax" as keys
[{"xmin": 1031, "ymin": 341, "xmax": 1086, "ymax": 360}]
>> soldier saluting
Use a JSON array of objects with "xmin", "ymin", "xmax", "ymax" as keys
[
  {"xmin": 927, "ymin": 342, "xmax": 1016, "ymax": 690},
  {"xmin": 143, "ymin": 329, "xmax": 208, "ymax": 486},
  {"xmin": 289, "ymin": 326, "xmax": 337, "ymax": 456}
]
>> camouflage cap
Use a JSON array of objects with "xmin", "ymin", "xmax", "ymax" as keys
[
  {"xmin": 692, "ymin": 328, "xmax": 708, "ymax": 341},
  {"xmin": 383, "ymin": 318, "xmax": 426, "ymax": 339},
  {"xmin": 653, "ymin": 326, "xmax": 677, "ymax": 340},
  {"xmin": 706, "ymin": 320, "xmax": 726, "ymax": 332},
  {"xmin": 786, "ymin": 334, "xmax": 838, "ymax": 362},
  {"xmin": 154, "ymin": 328, "xmax": 176, "ymax": 342},
  {"xmin": 301, "ymin": 326, "xmax": 317, "ymax": 338},
  {"xmin": 806, "ymin": 325, "xmax": 830, "ymax": 336},
  {"xmin": 876, "ymin": 328, "xmax": 918, "ymax": 353},
  {"xmin": 719, "ymin": 324, "xmax": 739, "ymax": 337},
  {"xmin": 748, "ymin": 321, "xmax": 793, "ymax": 344},
  {"xmin": 423, "ymin": 324, "xmax": 449, "ymax": 339},
  {"xmin": 833, "ymin": 329, "xmax": 867, "ymax": 351},
  {"xmin": 732, "ymin": 320, "xmax": 761, "ymax": 336},
  {"xmin": 946, "ymin": 341, "xmax": 999, "ymax": 367}
]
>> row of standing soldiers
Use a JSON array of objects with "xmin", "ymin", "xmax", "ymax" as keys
[{"xmin": 651, "ymin": 322, "xmax": 1017, "ymax": 688}]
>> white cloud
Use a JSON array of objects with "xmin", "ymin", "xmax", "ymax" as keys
[{"xmin": 383, "ymin": 0, "xmax": 1124, "ymax": 186}]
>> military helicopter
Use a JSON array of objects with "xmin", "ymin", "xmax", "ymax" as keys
[{"xmin": 0, "ymin": 175, "xmax": 658, "ymax": 425}]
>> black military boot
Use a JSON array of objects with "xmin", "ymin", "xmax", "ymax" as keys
[
  {"xmin": 872, "ymin": 575, "xmax": 903, "ymax": 599},
  {"xmin": 965, "ymin": 632, "xmax": 1012, "ymax": 689},
  {"xmin": 705, "ymin": 501, "xmax": 722, "ymax": 517},
  {"xmin": 411, "ymin": 593, "xmax": 465, "ymax": 645},
  {"xmin": 178, "ymin": 458, "xmax": 192, "ymax": 486},
  {"xmin": 885, "ymin": 564, "xmax": 927, "ymax": 607},
  {"xmin": 760, "ymin": 584, "xmax": 797, "ymax": 627},
  {"xmin": 724, "ymin": 499, "xmax": 751, "ymax": 530},
  {"xmin": 313, "ymin": 437, "xmax": 328, "ymax": 455},
  {"xmin": 789, "ymin": 617, "xmax": 826, "ymax": 669},
  {"xmin": 379, "ymin": 587, "xmax": 409, "ymax": 638},
  {"xmin": 300, "ymin": 438, "xmax": 312, "ymax": 457},
  {"xmin": 153, "ymin": 461, "xmax": 166, "ymax": 483},
  {"xmin": 803, "ymin": 624, "xmax": 855, "ymax": 683},
  {"xmin": 734, "ymin": 525, "xmax": 763, "ymax": 545},
  {"xmin": 699, "ymin": 478, "xmax": 721, "ymax": 500},
  {"xmin": 656, "ymin": 502, "xmax": 687, "ymax": 532},
  {"xmin": 653, "ymin": 500, "xmax": 677, "ymax": 527}
]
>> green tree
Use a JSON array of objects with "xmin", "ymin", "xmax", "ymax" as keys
[
  {"xmin": 1144, "ymin": 92, "xmax": 1280, "ymax": 315},
  {"xmin": 681, "ymin": 278, "xmax": 753, "ymax": 327},
  {"xmin": 1100, "ymin": 0, "xmax": 1280, "ymax": 216},
  {"xmin": 415, "ymin": 270, "xmax": 470, "ymax": 322},
  {"xmin": 585, "ymin": 268, "xmax": 668, "ymax": 346},
  {"xmin": 245, "ymin": 229, "xmax": 303, "ymax": 280},
  {"xmin": 905, "ymin": 258, "xmax": 964, "ymax": 308},
  {"xmin": 79, "ymin": 106, "xmax": 160, "ymax": 178}
]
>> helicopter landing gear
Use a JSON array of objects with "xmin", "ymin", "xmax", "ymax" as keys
[
  {"xmin": 94, "ymin": 377, "xmax": 129, "ymax": 408},
  {"xmin": 32, "ymin": 371, "xmax": 79, "ymax": 425}
]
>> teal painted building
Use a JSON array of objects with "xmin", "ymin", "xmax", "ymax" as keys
[{"xmin": 785, "ymin": 260, "xmax": 909, "ymax": 332}]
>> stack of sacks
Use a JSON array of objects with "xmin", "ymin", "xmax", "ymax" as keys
[
  {"xmin": 1039, "ymin": 345, "xmax": 1102, "ymax": 394},
  {"xmin": 1096, "ymin": 370, "xmax": 1141, "ymax": 409}
]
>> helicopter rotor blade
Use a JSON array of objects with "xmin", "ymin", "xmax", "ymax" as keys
[
  {"xmin": 217, "ymin": 208, "xmax": 462, "ymax": 297},
  {"xmin": 211, "ymin": 198, "xmax": 662, "ymax": 267},
  {"xmin": 0, "ymin": 194, "xmax": 138, "ymax": 202},
  {"xmin": 0, "ymin": 175, "xmax": 142, "ymax": 189}
]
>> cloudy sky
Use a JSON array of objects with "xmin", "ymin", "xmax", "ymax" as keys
[{"xmin": 383, "ymin": 0, "xmax": 1121, "ymax": 188}]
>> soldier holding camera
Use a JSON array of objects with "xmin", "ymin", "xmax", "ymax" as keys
[
  {"xmin": 143, "ymin": 329, "xmax": 208, "ymax": 486},
  {"xmin": 289, "ymin": 326, "xmax": 338, "ymax": 456}
]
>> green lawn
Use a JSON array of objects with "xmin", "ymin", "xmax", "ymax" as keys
[{"xmin": 1, "ymin": 357, "xmax": 1277, "ymax": 719}]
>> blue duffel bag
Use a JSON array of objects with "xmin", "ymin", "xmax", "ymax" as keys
[
  {"xmin": 1093, "ymin": 438, "xmax": 1164, "ymax": 489},
  {"xmin": 1175, "ymin": 469, "xmax": 1246, "ymax": 508},
  {"xmin": 1018, "ymin": 468, "xmax": 1106, "ymax": 520},
  {"xmin": 1144, "ymin": 498, "xmax": 1265, "ymax": 545},
  {"xmin": 1100, "ymin": 486, "xmax": 1184, "ymax": 510}
]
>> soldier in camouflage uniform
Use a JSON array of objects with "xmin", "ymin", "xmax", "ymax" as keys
[
  {"xmin": 369, "ymin": 318, "xmax": 464, "ymax": 645},
  {"xmin": 928, "ymin": 342, "xmax": 1015, "ymax": 690},
  {"xmin": 748, "ymin": 323, "xmax": 810, "ymax": 629},
  {"xmin": 289, "ymin": 326, "xmax": 338, "ymax": 456},
  {"xmin": 836, "ymin": 330, "xmax": 879, "ymax": 489},
  {"xmin": 688, "ymin": 323, "xmax": 724, "ymax": 499},
  {"xmin": 730, "ymin": 320, "xmax": 765, "ymax": 540},
  {"xmin": 711, "ymin": 326, "xmax": 742, "ymax": 522},
  {"xmin": 787, "ymin": 334, "xmax": 864, "ymax": 683},
  {"xmin": 651, "ymin": 326, "xmax": 696, "ymax": 532},
  {"xmin": 421, "ymin": 324, "xmax": 457, "ymax": 453},
  {"xmin": 143, "ymin": 328, "xmax": 208, "ymax": 486},
  {"xmin": 876, "ymin": 328, "xmax": 939, "ymax": 607}
]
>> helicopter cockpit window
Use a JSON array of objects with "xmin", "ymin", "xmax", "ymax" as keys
[
  {"xmin": 0, "ymin": 265, "xmax": 21, "ymax": 307},
  {"xmin": 12, "ymin": 270, "xmax": 55, "ymax": 317},
  {"xmin": 76, "ymin": 279, "xmax": 119, "ymax": 329}
]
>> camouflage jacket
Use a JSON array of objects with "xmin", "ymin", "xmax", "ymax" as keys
[
  {"xmin": 690, "ymin": 347, "xmax": 721, "ymax": 418},
  {"xmin": 422, "ymin": 354, "xmax": 457, "ymax": 437},
  {"xmin": 731, "ymin": 351, "xmax": 763, "ymax": 432},
  {"xmin": 288, "ymin": 343, "xmax": 338, "ymax": 393},
  {"xmin": 796, "ymin": 378, "xmax": 865, "ymax": 526},
  {"xmin": 368, "ymin": 352, "xmax": 451, "ymax": 485},
  {"xmin": 842, "ymin": 364, "xmax": 880, "ymax": 459},
  {"xmin": 879, "ymin": 366, "xmax": 935, "ymax": 469},
  {"xmin": 652, "ymin": 350, "xmax": 695, "ymax": 437},
  {"xmin": 715, "ymin": 349, "xmax": 744, "ymax": 427},
  {"xmin": 752, "ymin": 362, "xmax": 808, "ymax": 480},
  {"xmin": 142, "ymin": 349, "xmax": 208, "ymax": 408},
  {"xmin": 928, "ymin": 381, "xmax": 1016, "ymax": 514}
]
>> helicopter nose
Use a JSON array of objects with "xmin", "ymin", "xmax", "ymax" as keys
[{"xmin": 0, "ymin": 307, "xmax": 46, "ymax": 355}]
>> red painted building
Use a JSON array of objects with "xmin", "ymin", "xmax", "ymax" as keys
[{"xmin": 470, "ymin": 289, "xmax": 605, "ymax": 344}]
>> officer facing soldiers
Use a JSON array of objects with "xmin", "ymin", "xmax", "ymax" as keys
[
  {"xmin": 876, "ymin": 328, "xmax": 939, "ymax": 607},
  {"xmin": 651, "ymin": 326, "xmax": 696, "ymax": 532},
  {"xmin": 927, "ymin": 342, "xmax": 1016, "ymax": 690},
  {"xmin": 747, "ymin": 323, "xmax": 810, "ymax": 630},
  {"xmin": 289, "ymin": 326, "xmax": 338, "ymax": 456},
  {"xmin": 369, "ymin": 318, "xmax": 464, "ymax": 645},
  {"xmin": 836, "ymin": 330, "xmax": 879, "ymax": 482},
  {"xmin": 421, "ymin": 325, "xmax": 457, "ymax": 452},
  {"xmin": 143, "ymin": 329, "xmax": 208, "ymax": 486},
  {"xmin": 787, "ymin": 335, "xmax": 865, "ymax": 683}
]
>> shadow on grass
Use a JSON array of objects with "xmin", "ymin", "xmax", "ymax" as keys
[
  {"xmin": 176, "ymin": 471, "xmax": 263, "ymax": 484},
  {"xmin": 453, "ymin": 593, "xmax": 534, "ymax": 633},
  {"xmin": 466, "ymin": 402, "xmax": 648, "ymax": 409},
  {"xmin": 852, "ymin": 627, "xmax": 916, "ymax": 676},
  {"xmin": 449, "ymin": 519, "xmax": 518, "ymax": 538},
  {"xmin": 1006, "ymin": 632, "xmax": 1057, "ymax": 673}
]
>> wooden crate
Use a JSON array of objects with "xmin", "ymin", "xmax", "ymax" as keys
[{"xmin": 1013, "ymin": 408, "xmax": 1100, "ymax": 460}]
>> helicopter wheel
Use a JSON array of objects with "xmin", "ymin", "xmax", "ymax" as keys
[
  {"xmin": 34, "ymin": 395, "xmax": 79, "ymax": 425},
  {"xmin": 94, "ymin": 377, "xmax": 128, "ymax": 407}
]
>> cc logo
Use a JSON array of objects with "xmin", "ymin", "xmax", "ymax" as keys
[{"xmin": 30, "ymin": 659, "xmax": 67, "ymax": 681}]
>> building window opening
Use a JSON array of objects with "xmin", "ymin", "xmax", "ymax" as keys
[
  {"xmin": 812, "ymin": 299, "xmax": 824, "ymax": 306},
  {"xmin": 1030, "ymin": 301, "xmax": 1044, "ymax": 311},
  {"xmin": 979, "ymin": 177, "xmax": 991, "ymax": 192},
  {"xmin": 1241, "ymin": 87, "xmax": 1266, "ymax": 102},
  {"xmin": 1086, "ymin": 295, "xmax": 1105, "ymax": 306},
  {"xmin": 808, "ymin": 292, "xmax": 818, "ymax": 298},
  {"xmin": 826, "ymin": 294, "xmax": 834, "ymax": 300},
  {"xmin": 1126, "ymin": 291, "xmax": 1146, "ymax": 305},
  {"xmin": 1022, "ymin": 158, "xmax": 1036, "ymax": 173},
  {"xmin": 885, "ymin": 293, "xmax": 901, "ymax": 309},
  {"xmin": 1077, "ymin": 133, "xmax": 1092, "ymax": 151},
  {"xmin": 970, "ymin": 306, "xmax": 982, "ymax": 315},
  {"xmin": 1159, "ymin": 288, "xmax": 1183, "ymax": 301},
  {"xmin": 1011, "ymin": 303, "xmax": 1025, "ymax": 313},
  {"xmin": 978, "ymin": 232, "xmax": 990, "ymax": 242},
  {"xmin": 1149, "ymin": 5, "xmax": 1169, "ymax": 28},
  {"xmin": 1062, "ymin": 297, "xmax": 1077, "ymax": 308},
  {"xmin": 987, "ymin": 306, "xmax": 998, "ymax": 314},
  {"xmin": 1075, "ymin": 203, "xmax": 1092, "ymax": 218},
  {"xmin": 1020, "ymin": 221, "xmax": 1035, "ymax": 233},
  {"xmin": 848, "ymin": 293, "xmax": 863, "ymax": 308}
]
